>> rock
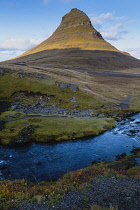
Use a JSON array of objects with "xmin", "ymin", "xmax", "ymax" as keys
[
  {"xmin": 8, "ymin": 170, "xmax": 12, "ymax": 174},
  {"xmin": 116, "ymin": 152, "xmax": 127, "ymax": 161},
  {"xmin": 35, "ymin": 96, "xmax": 46, "ymax": 107},
  {"xmin": 70, "ymin": 97, "xmax": 77, "ymax": 103},
  {"xmin": 0, "ymin": 120, "xmax": 6, "ymax": 131},
  {"xmin": 70, "ymin": 84, "xmax": 79, "ymax": 92},
  {"xmin": 36, "ymin": 161, "xmax": 42, "ymax": 166},
  {"xmin": 14, "ymin": 125, "xmax": 35, "ymax": 146},
  {"xmin": 35, "ymin": 98, "xmax": 41, "ymax": 105},
  {"xmin": 131, "ymin": 147, "xmax": 140, "ymax": 155},
  {"xmin": 10, "ymin": 128, "xmax": 15, "ymax": 132},
  {"xmin": 74, "ymin": 104, "xmax": 79, "ymax": 108},
  {"xmin": 129, "ymin": 129, "xmax": 138, "ymax": 134},
  {"xmin": 91, "ymin": 160, "xmax": 99, "ymax": 165},
  {"xmin": 120, "ymin": 121, "xmax": 125, "ymax": 125},
  {"xmin": 56, "ymin": 82, "xmax": 79, "ymax": 92},
  {"xmin": 15, "ymin": 139, "xmax": 26, "ymax": 145},
  {"xmin": 19, "ymin": 125, "xmax": 35, "ymax": 138},
  {"xmin": 0, "ymin": 161, "xmax": 8, "ymax": 170},
  {"xmin": 0, "ymin": 68, "xmax": 11, "ymax": 75},
  {"xmin": 18, "ymin": 73, "xmax": 25, "ymax": 78},
  {"xmin": 0, "ymin": 69, "xmax": 5, "ymax": 75},
  {"xmin": 40, "ymin": 102, "xmax": 46, "ymax": 108},
  {"xmin": 98, "ymin": 113, "xmax": 105, "ymax": 117},
  {"xmin": 118, "ymin": 103, "xmax": 129, "ymax": 109},
  {"xmin": 14, "ymin": 98, "xmax": 19, "ymax": 102},
  {"xmin": 56, "ymin": 82, "xmax": 69, "ymax": 89}
]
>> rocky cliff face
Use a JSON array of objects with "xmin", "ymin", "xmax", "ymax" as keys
[
  {"xmin": 56, "ymin": 8, "xmax": 103, "ymax": 37},
  {"xmin": 20, "ymin": 8, "xmax": 119, "ymax": 57}
]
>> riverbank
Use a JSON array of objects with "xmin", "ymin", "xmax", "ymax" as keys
[
  {"xmin": 0, "ymin": 147, "xmax": 140, "ymax": 210},
  {"xmin": 0, "ymin": 113, "xmax": 140, "ymax": 183},
  {"xmin": 0, "ymin": 113, "xmax": 115, "ymax": 146}
]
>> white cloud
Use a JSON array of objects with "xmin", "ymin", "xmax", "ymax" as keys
[
  {"xmin": 110, "ymin": 23, "xmax": 123, "ymax": 31},
  {"xmin": 0, "ymin": 38, "xmax": 41, "ymax": 51},
  {"xmin": 90, "ymin": 12, "xmax": 128, "ymax": 41},
  {"xmin": 125, "ymin": 47, "xmax": 140, "ymax": 59},
  {"xmin": 101, "ymin": 23, "xmax": 128, "ymax": 41},
  {"xmin": 0, "ymin": 38, "xmax": 42, "ymax": 61},
  {"xmin": 90, "ymin": 12, "xmax": 126, "ymax": 27},
  {"xmin": 102, "ymin": 31, "xmax": 128, "ymax": 41},
  {"xmin": 0, "ymin": 50, "xmax": 25, "ymax": 62}
]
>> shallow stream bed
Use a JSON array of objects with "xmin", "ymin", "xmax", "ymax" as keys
[{"xmin": 0, "ymin": 113, "xmax": 140, "ymax": 183}]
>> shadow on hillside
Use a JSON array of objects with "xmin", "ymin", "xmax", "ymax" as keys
[{"xmin": 4, "ymin": 48, "xmax": 140, "ymax": 71}]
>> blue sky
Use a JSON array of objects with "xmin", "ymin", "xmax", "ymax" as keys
[{"xmin": 0, "ymin": 0, "xmax": 140, "ymax": 61}]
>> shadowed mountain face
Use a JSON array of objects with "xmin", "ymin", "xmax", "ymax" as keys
[
  {"xmin": 7, "ymin": 48, "xmax": 140, "ymax": 71},
  {"xmin": 5, "ymin": 8, "xmax": 140, "ymax": 70}
]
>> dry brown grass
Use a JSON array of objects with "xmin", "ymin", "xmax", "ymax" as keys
[{"xmin": 1, "ymin": 62, "xmax": 140, "ymax": 107}]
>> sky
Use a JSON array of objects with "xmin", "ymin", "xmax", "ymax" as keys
[{"xmin": 0, "ymin": 0, "xmax": 140, "ymax": 61}]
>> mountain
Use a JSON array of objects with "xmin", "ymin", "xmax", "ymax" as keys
[
  {"xmin": 5, "ymin": 8, "xmax": 140, "ymax": 71},
  {"xmin": 21, "ymin": 8, "xmax": 119, "ymax": 55}
]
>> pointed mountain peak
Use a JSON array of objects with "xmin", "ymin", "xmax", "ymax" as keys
[
  {"xmin": 56, "ymin": 8, "xmax": 102, "ymax": 39},
  {"xmin": 62, "ymin": 8, "xmax": 91, "ymax": 24},
  {"xmin": 18, "ymin": 8, "xmax": 119, "ymax": 57},
  {"xmin": 6, "ymin": 8, "xmax": 140, "ymax": 71}
]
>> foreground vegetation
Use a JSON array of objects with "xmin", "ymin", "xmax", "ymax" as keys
[{"xmin": 0, "ymin": 148, "xmax": 140, "ymax": 210}]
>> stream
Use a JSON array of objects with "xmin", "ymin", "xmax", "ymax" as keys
[{"xmin": 0, "ymin": 113, "xmax": 140, "ymax": 183}]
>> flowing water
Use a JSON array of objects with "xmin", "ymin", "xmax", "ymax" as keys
[{"xmin": 0, "ymin": 113, "xmax": 140, "ymax": 183}]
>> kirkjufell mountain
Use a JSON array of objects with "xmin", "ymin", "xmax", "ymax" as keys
[
  {"xmin": 5, "ymin": 8, "xmax": 140, "ymax": 70},
  {"xmin": 21, "ymin": 8, "xmax": 119, "ymax": 55}
]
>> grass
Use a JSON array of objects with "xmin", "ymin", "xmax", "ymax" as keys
[
  {"xmin": 1, "ymin": 63, "xmax": 140, "ymax": 115},
  {"xmin": 0, "ymin": 116, "xmax": 115, "ymax": 145},
  {"xmin": 0, "ymin": 148, "xmax": 140, "ymax": 209},
  {"xmin": 0, "ymin": 72, "xmax": 104, "ymax": 110},
  {"xmin": 1, "ymin": 70, "xmax": 140, "ymax": 115},
  {"xmin": 127, "ymin": 166, "xmax": 140, "ymax": 179},
  {"xmin": 130, "ymin": 96, "xmax": 140, "ymax": 113},
  {"xmin": 0, "ymin": 73, "xmax": 57, "ymax": 98},
  {"xmin": 0, "ymin": 164, "xmax": 111, "ymax": 209},
  {"xmin": 0, "ymin": 111, "xmax": 26, "ymax": 120}
]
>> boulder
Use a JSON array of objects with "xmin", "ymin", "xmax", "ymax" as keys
[
  {"xmin": 14, "ymin": 125, "xmax": 35, "ymax": 146},
  {"xmin": 70, "ymin": 97, "xmax": 77, "ymax": 102},
  {"xmin": 70, "ymin": 84, "xmax": 79, "ymax": 92},
  {"xmin": 56, "ymin": 82, "xmax": 79, "ymax": 92}
]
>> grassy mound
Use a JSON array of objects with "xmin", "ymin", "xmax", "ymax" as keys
[{"xmin": 0, "ymin": 116, "xmax": 115, "ymax": 145}]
